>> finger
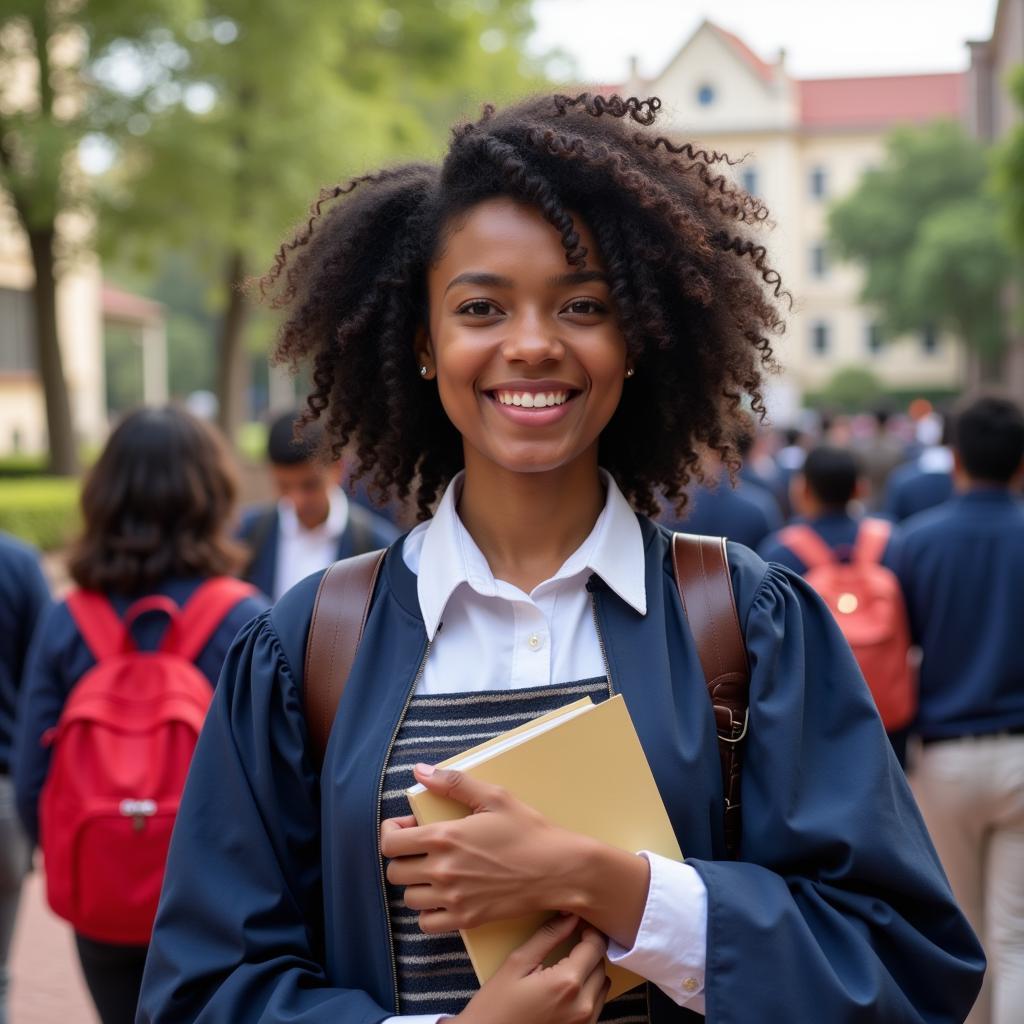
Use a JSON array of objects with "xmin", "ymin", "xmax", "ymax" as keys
[
  {"xmin": 379, "ymin": 821, "xmax": 433, "ymax": 859},
  {"xmin": 584, "ymin": 973, "xmax": 612, "ymax": 1024},
  {"xmin": 413, "ymin": 763, "xmax": 505, "ymax": 813},
  {"xmin": 564, "ymin": 925, "xmax": 608, "ymax": 975},
  {"xmin": 385, "ymin": 854, "xmax": 428, "ymax": 887},
  {"xmin": 417, "ymin": 908, "xmax": 460, "ymax": 934},
  {"xmin": 379, "ymin": 816, "xmax": 419, "ymax": 854},
  {"xmin": 402, "ymin": 883, "xmax": 441, "ymax": 912},
  {"xmin": 505, "ymin": 913, "xmax": 580, "ymax": 977}
]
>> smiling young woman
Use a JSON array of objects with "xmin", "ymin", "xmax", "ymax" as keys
[{"xmin": 137, "ymin": 96, "xmax": 984, "ymax": 1024}]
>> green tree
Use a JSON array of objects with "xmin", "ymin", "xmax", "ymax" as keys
[
  {"xmin": 829, "ymin": 120, "xmax": 1012, "ymax": 381},
  {"xmin": 100, "ymin": 0, "xmax": 544, "ymax": 442},
  {"xmin": 0, "ymin": 0, "xmax": 191, "ymax": 473}
]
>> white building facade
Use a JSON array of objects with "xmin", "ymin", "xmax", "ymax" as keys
[{"xmin": 629, "ymin": 21, "xmax": 968, "ymax": 407}]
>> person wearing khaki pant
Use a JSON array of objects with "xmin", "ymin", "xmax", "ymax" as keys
[{"xmin": 891, "ymin": 395, "xmax": 1024, "ymax": 1024}]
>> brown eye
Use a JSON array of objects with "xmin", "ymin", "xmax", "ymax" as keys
[
  {"xmin": 564, "ymin": 299, "xmax": 607, "ymax": 316},
  {"xmin": 457, "ymin": 300, "xmax": 501, "ymax": 317}
]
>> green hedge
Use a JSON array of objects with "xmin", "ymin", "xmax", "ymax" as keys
[{"xmin": 0, "ymin": 477, "xmax": 80, "ymax": 551}]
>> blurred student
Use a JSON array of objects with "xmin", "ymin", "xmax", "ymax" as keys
[
  {"xmin": 891, "ymin": 395, "xmax": 1024, "ymax": 1024},
  {"xmin": 0, "ymin": 533, "xmax": 50, "ymax": 1023},
  {"xmin": 14, "ymin": 407, "xmax": 266, "ymax": 1024},
  {"xmin": 239, "ymin": 410, "xmax": 398, "ymax": 600},
  {"xmin": 854, "ymin": 409, "xmax": 908, "ymax": 511},
  {"xmin": 883, "ymin": 412, "xmax": 954, "ymax": 522},
  {"xmin": 759, "ymin": 446, "xmax": 914, "ymax": 765},
  {"xmin": 662, "ymin": 431, "xmax": 782, "ymax": 549}
]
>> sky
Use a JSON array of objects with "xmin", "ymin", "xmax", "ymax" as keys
[{"xmin": 529, "ymin": 0, "xmax": 1001, "ymax": 83}]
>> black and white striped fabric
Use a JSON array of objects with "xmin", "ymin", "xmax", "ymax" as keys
[{"xmin": 381, "ymin": 677, "xmax": 650, "ymax": 1022}]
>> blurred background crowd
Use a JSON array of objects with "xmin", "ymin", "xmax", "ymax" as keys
[{"xmin": 2, "ymin": 0, "xmax": 1024, "ymax": 1021}]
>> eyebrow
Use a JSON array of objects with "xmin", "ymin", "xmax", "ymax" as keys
[{"xmin": 444, "ymin": 269, "xmax": 609, "ymax": 294}]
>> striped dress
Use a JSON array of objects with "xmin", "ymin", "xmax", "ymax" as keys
[{"xmin": 381, "ymin": 677, "xmax": 650, "ymax": 1023}]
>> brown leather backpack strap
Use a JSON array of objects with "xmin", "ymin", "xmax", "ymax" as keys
[
  {"xmin": 672, "ymin": 533, "xmax": 750, "ymax": 859},
  {"xmin": 303, "ymin": 549, "xmax": 387, "ymax": 769}
]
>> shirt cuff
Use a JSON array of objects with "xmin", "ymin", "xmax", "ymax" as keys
[
  {"xmin": 606, "ymin": 851, "xmax": 707, "ymax": 1012},
  {"xmin": 381, "ymin": 1017, "xmax": 451, "ymax": 1023}
]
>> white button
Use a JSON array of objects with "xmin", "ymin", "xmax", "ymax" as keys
[
  {"xmin": 682, "ymin": 976, "xmax": 700, "ymax": 993},
  {"xmin": 527, "ymin": 633, "xmax": 543, "ymax": 651}
]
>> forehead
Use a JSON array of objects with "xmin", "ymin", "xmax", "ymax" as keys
[{"xmin": 430, "ymin": 197, "xmax": 604, "ymax": 281}]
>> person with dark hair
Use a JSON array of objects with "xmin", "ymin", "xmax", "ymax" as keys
[
  {"xmin": 0, "ymin": 533, "xmax": 50, "ymax": 1023},
  {"xmin": 139, "ymin": 95, "xmax": 982, "ymax": 1024},
  {"xmin": 758, "ymin": 447, "xmax": 912, "ymax": 765},
  {"xmin": 239, "ymin": 410, "xmax": 399, "ymax": 600},
  {"xmin": 890, "ymin": 395, "xmax": 1024, "ymax": 1024},
  {"xmin": 14, "ymin": 407, "xmax": 267, "ymax": 1024}
]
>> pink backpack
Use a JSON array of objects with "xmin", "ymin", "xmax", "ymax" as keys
[
  {"xmin": 40, "ymin": 578, "xmax": 255, "ymax": 944},
  {"xmin": 779, "ymin": 519, "xmax": 916, "ymax": 731}
]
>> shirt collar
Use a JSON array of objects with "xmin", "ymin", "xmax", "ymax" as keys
[
  {"xmin": 278, "ymin": 485, "xmax": 349, "ymax": 540},
  {"xmin": 416, "ymin": 470, "xmax": 647, "ymax": 640}
]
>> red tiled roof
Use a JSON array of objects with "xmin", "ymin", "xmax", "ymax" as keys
[
  {"xmin": 102, "ymin": 284, "xmax": 164, "ymax": 325},
  {"xmin": 708, "ymin": 22, "xmax": 775, "ymax": 83},
  {"xmin": 798, "ymin": 73, "xmax": 965, "ymax": 128}
]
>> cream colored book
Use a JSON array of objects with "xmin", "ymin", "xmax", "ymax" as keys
[{"xmin": 405, "ymin": 694, "xmax": 683, "ymax": 1000}]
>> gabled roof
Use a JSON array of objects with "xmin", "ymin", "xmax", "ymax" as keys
[
  {"xmin": 102, "ymin": 284, "xmax": 165, "ymax": 326},
  {"xmin": 798, "ymin": 73, "xmax": 965, "ymax": 129},
  {"xmin": 707, "ymin": 22, "xmax": 776, "ymax": 83}
]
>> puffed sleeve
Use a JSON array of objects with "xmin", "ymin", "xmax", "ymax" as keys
[
  {"xmin": 137, "ymin": 611, "xmax": 392, "ymax": 1024},
  {"xmin": 685, "ymin": 563, "xmax": 984, "ymax": 1023}
]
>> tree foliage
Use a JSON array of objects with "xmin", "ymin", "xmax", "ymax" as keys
[
  {"xmin": 995, "ymin": 67, "xmax": 1024, "ymax": 255},
  {"xmin": 828, "ymin": 120, "xmax": 1012, "ymax": 372}
]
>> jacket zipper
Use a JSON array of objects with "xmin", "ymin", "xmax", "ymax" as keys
[
  {"xmin": 589, "ymin": 586, "xmax": 654, "ymax": 1023},
  {"xmin": 378, "ymin": 637, "xmax": 432, "ymax": 1014}
]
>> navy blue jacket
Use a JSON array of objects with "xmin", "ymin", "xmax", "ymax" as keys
[
  {"xmin": 883, "ymin": 463, "xmax": 953, "ymax": 523},
  {"xmin": 889, "ymin": 489, "xmax": 1024, "ymax": 740},
  {"xmin": 757, "ymin": 513, "xmax": 898, "ymax": 576},
  {"xmin": 13, "ymin": 577, "xmax": 267, "ymax": 844},
  {"xmin": 662, "ymin": 477, "xmax": 782, "ymax": 550},
  {"xmin": 0, "ymin": 533, "xmax": 51, "ymax": 773},
  {"xmin": 239, "ymin": 503, "xmax": 399, "ymax": 600},
  {"xmin": 139, "ymin": 519, "xmax": 982, "ymax": 1023}
]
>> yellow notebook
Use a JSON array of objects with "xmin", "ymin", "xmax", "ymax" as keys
[{"xmin": 405, "ymin": 694, "xmax": 683, "ymax": 999}]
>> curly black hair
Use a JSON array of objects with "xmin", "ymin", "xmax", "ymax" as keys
[{"xmin": 260, "ymin": 94, "xmax": 788, "ymax": 520}]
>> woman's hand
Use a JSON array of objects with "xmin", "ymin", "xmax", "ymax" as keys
[
  {"xmin": 380, "ymin": 763, "xmax": 651, "ymax": 945},
  {"xmin": 381, "ymin": 764, "xmax": 582, "ymax": 932},
  {"xmin": 454, "ymin": 914, "xmax": 610, "ymax": 1024}
]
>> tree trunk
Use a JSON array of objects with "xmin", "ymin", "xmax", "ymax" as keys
[
  {"xmin": 28, "ymin": 227, "xmax": 78, "ymax": 476},
  {"xmin": 215, "ymin": 249, "xmax": 250, "ymax": 444}
]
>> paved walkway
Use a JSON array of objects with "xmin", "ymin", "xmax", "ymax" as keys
[{"xmin": 10, "ymin": 865, "xmax": 98, "ymax": 1023}]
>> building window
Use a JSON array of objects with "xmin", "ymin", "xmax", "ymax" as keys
[
  {"xmin": 866, "ymin": 321, "xmax": 883, "ymax": 355},
  {"xmin": 0, "ymin": 288, "xmax": 35, "ymax": 372},
  {"xmin": 697, "ymin": 83, "xmax": 715, "ymax": 106},
  {"xmin": 810, "ymin": 165, "xmax": 828, "ymax": 199},
  {"xmin": 810, "ymin": 244, "xmax": 828, "ymax": 278},
  {"xmin": 811, "ymin": 321, "xmax": 830, "ymax": 355},
  {"xmin": 740, "ymin": 167, "xmax": 758, "ymax": 195},
  {"xmin": 921, "ymin": 324, "xmax": 941, "ymax": 355}
]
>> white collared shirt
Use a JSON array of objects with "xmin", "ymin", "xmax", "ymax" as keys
[
  {"xmin": 386, "ymin": 472, "xmax": 707, "ymax": 1024},
  {"xmin": 273, "ymin": 485, "xmax": 349, "ymax": 601}
]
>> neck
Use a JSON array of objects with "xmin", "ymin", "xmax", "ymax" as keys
[{"xmin": 457, "ymin": 448, "xmax": 605, "ymax": 593}]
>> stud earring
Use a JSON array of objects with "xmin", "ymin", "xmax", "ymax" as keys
[
  {"xmin": 420, "ymin": 366, "xmax": 428, "ymax": 378},
  {"xmin": 625, "ymin": 367, "xmax": 635, "ymax": 379}
]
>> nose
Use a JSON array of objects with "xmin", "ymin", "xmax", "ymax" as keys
[{"xmin": 500, "ymin": 311, "xmax": 565, "ymax": 365}]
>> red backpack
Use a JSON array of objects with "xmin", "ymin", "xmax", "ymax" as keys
[
  {"xmin": 778, "ymin": 519, "xmax": 916, "ymax": 732},
  {"xmin": 40, "ymin": 578, "xmax": 255, "ymax": 944}
]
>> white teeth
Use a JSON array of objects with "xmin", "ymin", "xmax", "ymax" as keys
[{"xmin": 495, "ymin": 391, "xmax": 570, "ymax": 407}]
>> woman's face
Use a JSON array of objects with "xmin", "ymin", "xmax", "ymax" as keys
[{"xmin": 420, "ymin": 197, "xmax": 628, "ymax": 477}]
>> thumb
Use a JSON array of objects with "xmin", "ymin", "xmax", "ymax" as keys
[
  {"xmin": 506, "ymin": 913, "xmax": 579, "ymax": 977},
  {"xmin": 413, "ymin": 763, "xmax": 499, "ymax": 812}
]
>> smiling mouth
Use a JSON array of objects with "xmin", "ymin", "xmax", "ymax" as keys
[{"xmin": 485, "ymin": 389, "xmax": 581, "ymax": 409}]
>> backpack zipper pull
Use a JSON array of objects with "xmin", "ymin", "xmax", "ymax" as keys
[{"xmin": 119, "ymin": 799, "xmax": 157, "ymax": 832}]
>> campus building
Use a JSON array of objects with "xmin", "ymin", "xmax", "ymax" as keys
[{"xmin": 625, "ymin": 20, "xmax": 969, "ymax": 416}]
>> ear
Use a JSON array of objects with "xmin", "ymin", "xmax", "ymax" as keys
[{"xmin": 414, "ymin": 325, "xmax": 435, "ymax": 380}]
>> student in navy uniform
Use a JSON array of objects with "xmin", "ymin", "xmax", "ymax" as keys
[
  {"xmin": 890, "ymin": 396, "xmax": 1024, "ymax": 1024},
  {"xmin": 661, "ymin": 430, "xmax": 782, "ymax": 550},
  {"xmin": 883, "ymin": 415, "xmax": 954, "ymax": 522},
  {"xmin": 758, "ymin": 445, "xmax": 898, "ymax": 574},
  {"xmin": 239, "ymin": 410, "xmax": 399, "ymax": 600},
  {"xmin": 139, "ymin": 95, "xmax": 983, "ymax": 1024},
  {"xmin": 0, "ymin": 532, "xmax": 50, "ymax": 1023},
  {"xmin": 14, "ymin": 407, "xmax": 267, "ymax": 1024}
]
